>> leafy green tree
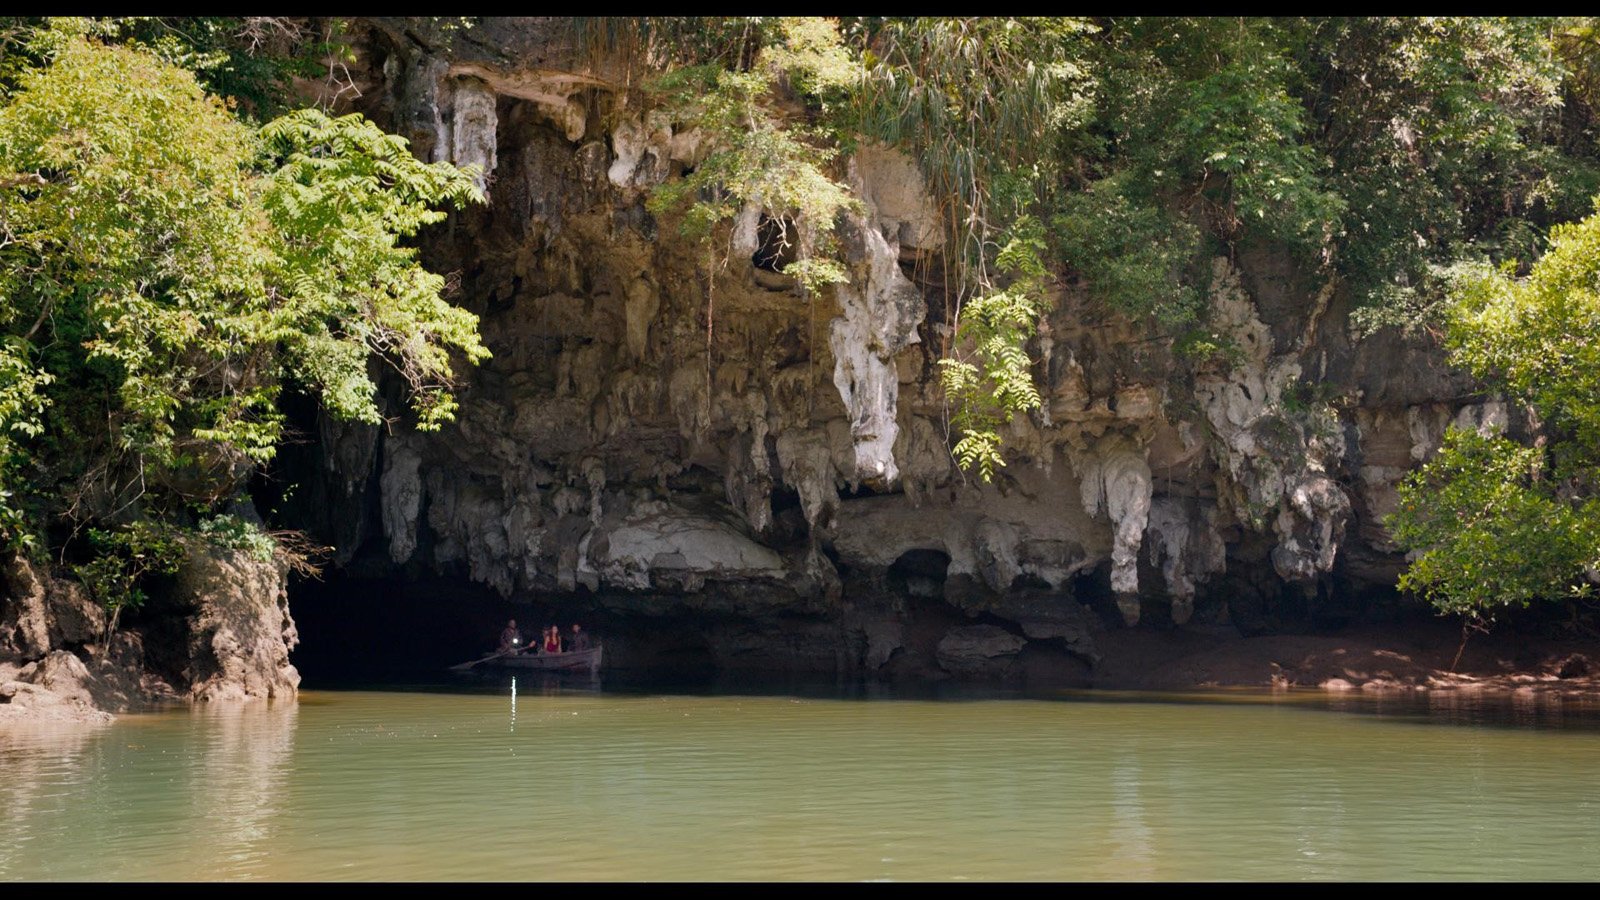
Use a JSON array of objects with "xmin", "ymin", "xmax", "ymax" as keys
[
  {"xmin": 1389, "ymin": 201, "xmax": 1600, "ymax": 617},
  {"xmin": 260, "ymin": 108, "xmax": 489, "ymax": 431},
  {"xmin": 1391, "ymin": 430, "xmax": 1600, "ymax": 616},
  {"xmin": 0, "ymin": 37, "xmax": 486, "ymax": 570},
  {"xmin": 1, "ymin": 16, "xmax": 345, "ymax": 116}
]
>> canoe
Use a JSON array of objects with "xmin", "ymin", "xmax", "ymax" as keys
[{"xmin": 485, "ymin": 644, "xmax": 602, "ymax": 675}]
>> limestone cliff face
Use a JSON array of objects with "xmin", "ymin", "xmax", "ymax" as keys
[{"xmin": 283, "ymin": 19, "xmax": 1504, "ymax": 679}]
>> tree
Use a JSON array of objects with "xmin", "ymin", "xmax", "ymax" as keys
[
  {"xmin": 0, "ymin": 36, "xmax": 486, "ymax": 568},
  {"xmin": 1388, "ymin": 201, "xmax": 1600, "ymax": 618}
]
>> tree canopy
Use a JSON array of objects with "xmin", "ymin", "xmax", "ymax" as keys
[
  {"xmin": 0, "ymin": 31, "xmax": 485, "ymax": 616},
  {"xmin": 1389, "ymin": 204, "xmax": 1600, "ymax": 618}
]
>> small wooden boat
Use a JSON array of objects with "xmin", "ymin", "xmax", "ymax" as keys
[{"xmin": 478, "ymin": 644, "xmax": 602, "ymax": 675}]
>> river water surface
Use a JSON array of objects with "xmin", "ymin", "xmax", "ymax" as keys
[{"xmin": 4, "ymin": 680, "xmax": 1599, "ymax": 880}]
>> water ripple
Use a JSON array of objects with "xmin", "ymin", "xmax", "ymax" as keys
[{"xmin": 5, "ymin": 689, "xmax": 1600, "ymax": 880}]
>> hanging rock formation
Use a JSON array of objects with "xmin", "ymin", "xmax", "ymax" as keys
[{"xmin": 263, "ymin": 18, "xmax": 1495, "ymax": 682}]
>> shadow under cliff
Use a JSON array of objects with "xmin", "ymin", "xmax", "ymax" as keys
[{"xmin": 288, "ymin": 571, "xmax": 725, "ymax": 686}]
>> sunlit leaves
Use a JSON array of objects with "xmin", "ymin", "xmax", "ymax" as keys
[
  {"xmin": 643, "ymin": 22, "xmax": 861, "ymax": 294},
  {"xmin": 1389, "ymin": 199, "xmax": 1600, "ymax": 616},
  {"xmin": 0, "ymin": 38, "xmax": 485, "ymax": 550},
  {"xmin": 1446, "ymin": 207, "xmax": 1600, "ymax": 449},
  {"xmin": 1391, "ymin": 429, "xmax": 1600, "ymax": 615},
  {"xmin": 0, "ymin": 340, "xmax": 49, "ymax": 543},
  {"xmin": 260, "ymin": 108, "xmax": 489, "ymax": 430},
  {"xmin": 939, "ymin": 218, "xmax": 1049, "ymax": 482}
]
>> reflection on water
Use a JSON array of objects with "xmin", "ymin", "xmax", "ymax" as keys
[
  {"xmin": 0, "ymin": 723, "xmax": 105, "ymax": 879},
  {"xmin": 1106, "ymin": 755, "xmax": 1154, "ymax": 879},
  {"xmin": 0, "ymin": 700, "xmax": 301, "ymax": 882},
  {"xmin": 188, "ymin": 703, "xmax": 299, "ymax": 879},
  {"xmin": 4, "ymin": 685, "xmax": 1600, "ymax": 881}
]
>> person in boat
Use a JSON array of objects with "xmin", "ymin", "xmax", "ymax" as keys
[
  {"xmin": 498, "ymin": 619, "xmax": 523, "ymax": 654},
  {"xmin": 543, "ymin": 625, "xmax": 563, "ymax": 654},
  {"xmin": 569, "ymin": 623, "xmax": 591, "ymax": 652}
]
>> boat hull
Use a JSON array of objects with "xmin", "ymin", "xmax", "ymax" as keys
[{"xmin": 488, "ymin": 645, "xmax": 602, "ymax": 674}]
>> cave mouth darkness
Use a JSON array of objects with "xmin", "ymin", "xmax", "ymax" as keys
[
  {"xmin": 752, "ymin": 213, "xmax": 797, "ymax": 273},
  {"xmin": 285, "ymin": 564, "xmax": 1101, "ymax": 693},
  {"xmin": 289, "ymin": 572, "xmax": 726, "ymax": 687}
]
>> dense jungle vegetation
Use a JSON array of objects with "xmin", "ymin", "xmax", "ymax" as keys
[{"xmin": 3, "ymin": 16, "xmax": 1600, "ymax": 627}]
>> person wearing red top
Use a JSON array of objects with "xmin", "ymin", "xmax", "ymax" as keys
[{"xmin": 543, "ymin": 626, "xmax": 562, "ymax": 654}]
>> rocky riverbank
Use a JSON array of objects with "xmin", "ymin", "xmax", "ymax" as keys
[
  {"xmin": 1089, "ymin": 620, "xmax": 1600, "ymax": 696},
  {"xmin": 0, "ymin": 546, "xmax": 300, "ymax": 724}
]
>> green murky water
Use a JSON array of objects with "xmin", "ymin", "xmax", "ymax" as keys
[{"xmin": 4, "ymin": 681, "xmax": 1600, "ymax": 881}]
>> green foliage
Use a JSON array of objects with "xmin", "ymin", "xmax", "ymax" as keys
[
  {"xmin": 2, "ymin": 16, "xmax": 341, "ymax": 116},
  {"xmin": 844, "ymin": 17, "xmax": 1092, "ymax": 277},
  {"xmin": 1041, "ymin": 17, "xmax": 1600, "ymax": 334},
  {"xmin": 1172, "ymin": 330, "xmax": 1244, "ymax": 368},
  {"xmin": 1301, "ymin": 17, "xmax": 1586, "ymax": 314},
  {"xmin": 0, "ymin": 38, "xmax": 484, "ymax": 553},
  {"xmin": 937, "ymin": 217, "xmax": 1049, "ymax": 482},
  {"xmin": 1053, "ymin": 173, "xmax": 1205, "ymax": 330},
  {"xmin": 73, "ymin": 521, "xmax": 185, "ymax": 634},
  {"xmin": 1445, "ymin": 208, "xmax": 1600, "ymax": 449},
  {"xmin": 1053, "ymin": 18, "xmax": 1341, "ymax": 326},
  {"xmin": 194, "ymin": 513, "xmax": 276, "ymax": 563},
  {"xmin": 1391, "ymin": 429, "xmax": 1600, "ymax": 615},
  {"xmin": 1557, "ymin": 17, "xmax": 1600, "ymax": 112},
  {"xmin": 0, "ymin": 36, "xmax": 265, "ymax": 481},
  {"xmin": 0, "ymin": 339, "xmax": 49, "ymax": 545},
  {"xmin": 1388, "ymin": 199, "xmax": 1600, "ymax": 616},
  {"xmin": 643, "ymin": 20, "xmax": 861, "ymax": 295},
  {"xmin": 74, "ymin": 514, "xmax": 276, "ymax": 634},
  {"xmin": 260, "ymin": 108, "xmax": 489, "ymax": 430},
  {"xmin": 1346, "ymin": 259, "xmax": 1494, "ymax": 341},
  {"xmin": 765, "ymin": 16, "xmax": 861, "ymax": 99}
]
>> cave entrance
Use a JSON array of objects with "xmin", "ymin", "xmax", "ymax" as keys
[
  {"xmin": 887, "ymin": 548, "xmax": 951, "ymax": 601},
  {"xmin": 752, "ymin": 214, "xmax": 797, "ymax": 273},
  {"xmin": 286, "ymin": 571, "xmax": 723, "ymax": 686},
  {"xmin": 288, "ymin": 571, "xmax": 528, "ymax": 681}
]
